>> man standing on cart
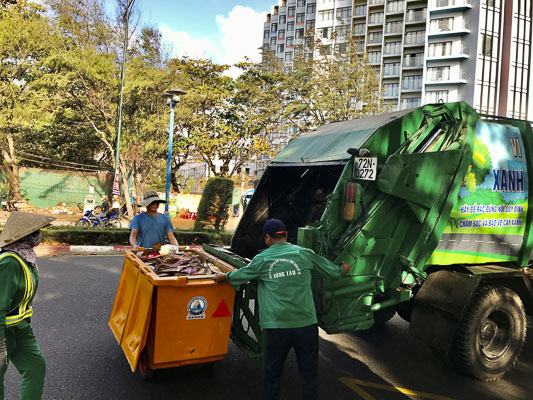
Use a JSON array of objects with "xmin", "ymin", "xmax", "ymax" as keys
[
  {"xmin": 129, "ymin": 190, "xmax": 179, "ymax": 250},
  {"xmin": 214, "ymin": 218, "xmax": 350, "ymax": 400},
  {"xmin": 0, "ymin": 212, "xmax": 55, "ymax": 400}
]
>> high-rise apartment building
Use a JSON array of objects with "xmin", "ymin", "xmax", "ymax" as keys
[{"xmin": 262, "ymin": 0, "xmax": 533, "ymax": 120}]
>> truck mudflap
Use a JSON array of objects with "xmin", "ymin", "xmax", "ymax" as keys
[{"xmin": 409, "ymin": 270, "xmax": 481, "ymax": 354}]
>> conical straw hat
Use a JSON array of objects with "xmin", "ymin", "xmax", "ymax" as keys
[{"xmin": 0, "ymin": 212, "xmax": 55, "ymax": 248}]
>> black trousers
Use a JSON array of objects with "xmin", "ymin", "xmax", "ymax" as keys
[{"xmin": 263, "ymin": 324, "xmax": 318, "ymax": 400}]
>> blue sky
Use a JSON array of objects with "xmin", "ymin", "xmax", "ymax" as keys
[{"xmin": 119, "ymin": 0, "xmax": 274, "ymax": 68}]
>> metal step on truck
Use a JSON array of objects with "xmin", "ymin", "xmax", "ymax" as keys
[{"xmin": 204, "ymin": 101, "xmax": 533, "ymax": 381}]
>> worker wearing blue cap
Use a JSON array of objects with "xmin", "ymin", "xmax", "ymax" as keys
[{"xmin": 214, "ymin": 218, "xmax": 350, "ymax": 400}]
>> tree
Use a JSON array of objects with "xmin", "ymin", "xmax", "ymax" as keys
[
  {"xmin": 262, "ymin": 33, "xmax": 383, "ymax": 132},
  {"xmin": 0, "ymin": 1, "xmax": 51, "ymax": 200}
]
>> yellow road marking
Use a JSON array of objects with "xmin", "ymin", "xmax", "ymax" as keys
[{"xmin": 340, "ymin": 378, "xmax": 456, "ymax": 400}]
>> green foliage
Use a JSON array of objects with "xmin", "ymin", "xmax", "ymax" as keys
[
  {"xmin": 39, "ymin": 227, "xmax": 231, "ymax": 246},
  {"xmin": 194, "ymin": 177, "xmax": 234, "ymax": 231}
]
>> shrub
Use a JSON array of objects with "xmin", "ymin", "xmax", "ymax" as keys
[
  {"xmin": 35, "ymin": 227, "xmax": 231, "ymax": 246},
  {"xmin": 194, "ymin": 177, "xmax": 234, "ymax": 232}
]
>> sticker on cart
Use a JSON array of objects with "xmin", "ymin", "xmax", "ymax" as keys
[{"xmin": 187, "ymin": 296, "xmax": 207, "ymax": 320}]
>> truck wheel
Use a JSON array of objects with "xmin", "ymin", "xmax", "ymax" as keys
[
  {"xmin": 373, "ymin": 307, "xmax": 396, "ymax": 325},
  {"xmin": 138, "ymin": 349, "xmax": 155, "ymax": 381},
  {"xmin": 450, "ymin": 285, "xmax": 526, "ymax": 381}
]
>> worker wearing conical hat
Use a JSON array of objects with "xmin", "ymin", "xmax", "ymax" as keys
[{"xmin": 0, "ymin": 212, "xmax": 55, "ymax": 400}]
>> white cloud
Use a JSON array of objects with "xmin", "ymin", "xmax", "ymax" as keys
[
  {"xmin": 215, "ymin": 6, "xmax": 266, "ymax": 65},
  {"xmin": 159, "ymin": 5, "xmax": 266, "ymax": 77}
]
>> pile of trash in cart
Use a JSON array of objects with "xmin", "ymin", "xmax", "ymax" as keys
[{"xmin": 135, "ymin": 243, "xmax": 222, "ymax": 277}]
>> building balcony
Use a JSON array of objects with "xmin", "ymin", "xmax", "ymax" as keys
[
  {"xmin": 383, "ymin": 93, "xmax": 399, "ymax": 99},
  {"xmin": 369, "ymin": 19, "xmax": 385, "ymax": 26},
  {"xmin": 403, "ymin": 59, "xmax": 424, "ymax": 68},
  {"xmin": 430, "ymin": 0, "xmax": 473, "ymax": 14},
  {"xmin": 405, "ymin": 11, "xmax": 426, "ymax": 24},
  {"xmin": 427, "ymin": 46, "xmax": 469, "ymax": 61},
  {"xmin": 369, "ymin": 0, "xmax": 385, "ymax": 6},
  {"xmin": 426, "ymin": 70, "xmax": 468, "ymax": 84},
  {"xmin": 401, "ymin": 84, "xmax": 423, "ymax": 92},
  {"xmin": 383, "ymin": 70, "xmax": 401, "ymax": 77},
  {"xmin": 386, "ymin": 6, "xmax": 404, "ymax": 15},
  {"xmin": 429, "ymin": 21, "xmax": 471, "ymax": 38}
]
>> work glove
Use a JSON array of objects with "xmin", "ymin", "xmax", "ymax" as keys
[{"xmin": 0, "ymin": 338, "xmax": 7, "ymax": 369}]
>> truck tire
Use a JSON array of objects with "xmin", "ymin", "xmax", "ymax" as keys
[{"xmin": 449, "ymin": 285, "xmax": 526, "ymax": 381}]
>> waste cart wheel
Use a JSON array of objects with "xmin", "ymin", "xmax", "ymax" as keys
[
  {"xmin": 138, "ymin": 349, "xmax": 155, "ymax": 381},
  {"xmin": 449, "ymin": 285, "xmax": 526, "ymax": 381}
]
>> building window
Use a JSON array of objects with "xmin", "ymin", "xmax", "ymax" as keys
[
  {"xmin": 287, "ymin": 21, "xmax": 295, "ymax": 31},
  {"xmin": 264, "ymin": 30, "xmax": 270, "ymax": 39},
  {"xmin": 271, "ymin": 23, "xmax": 278, "ymax": 33},
  {"xmin": 369, "ymin": 12, "xmax": 384, "ymax": 25},
  {"xmin": 270, "ymin": 37, "xmax": 277, "ymax": 46},
  {"xmin": 384, "ymin": 41, "xmax": 401, "ymax": 55},
  {"xmin": 306, "ymin": 19, "xmax": 315, "ymax": 32},
  {"xmin": 404, "ymin": 30, "xmax": 425, "ymax": 45},
  {"xmin": 286, "ymin": 36, "xmax": 294, "ymax": 46},
  {"xmin": 296, "ymin": 13, "xmax": 305, "ymax": 23},
  {"xmin": 353, "ymin": 23, "xmax": 366, "ymax": 34},
  {"xmin": 279, "ymin": 29, "xmax": 286, "ymax": 39},
  {"xmin": 285, "ymin": 51, "xmax": 293, "ymax": 61},
  {"xmin": 280, "ymin": 15, "xmax": 286, "ymax": 25},
  {"xmin": 297, "ymin": 0, "xmax": 306, "ymax": 6},
  {"xmin": 402, "ymin": 97, "xmax": 421, "ymax": 109},
  {"xmin": 284, "ymin": 66, "xmax": 292, "ymax": 74},
  {"xmin": 335, "ymin": 25, "xmax": 350, "ymax": 38},
  {"xmin": 318, "ymin": 9, "xmax": 334, "ymax": 21},
  {"xmin": 368, "ymin": 51, "xmax": 382, "ymax": 63},
  {"xmin": 337, "ymin": 6, "xmax": 351, "ymax": 19},
  {"xmin": 296, "ymin": 28, "xmax": 304, "ymax": 38},
  {"xmin": 368, "ymin": 31, "xmax": 382, "ymax": 44},
  {"xmin": 428, "ymin": 66, "xmax": 451, "ymax": 81},
  {"xmin": 482, "ymin": 34, "xmax": 493, "ymax": 57},
  {"xmin": 383, "ymin": 62, "xmax": 400, "ymax": 76},
  {"xmin": 354, "ymin": 4, "xmax": 367, "ymax": 16},
  {"xmin": 383, "ymin": 83, "xmax": 399, "ymax": 97},
  {"xmin": 402, "ymin": 75, "xmax": 422, "ymax": 90},
  {"xmin": 317, "ymin": 27, "xmax": 331, "ymax": 39},
  {"xmin": 403, "ymin": 52, "xmax": 423, "ymax": 67},
  {"xmin": 387, "ymin": 0, "xmax": 404, "ymax": 13},
  {"xmin": 305, "ymin": 52, "xmax": 313, "ymax": 60},
  {"xmin": 428, "ymin": 41, "xmax": 452, "ymax": 57},
  {"xmin": 277, "ymin": 43, "xmax": 285, "ymax": 53},
  {"xmin": 386, "ymin": 20, "xmax": 403, "ymax": 34},
  {"xmin": 335, "ymin": 43, "xmax": 349, "ymax": 54},
  {"xmin": 288, "ymin": 7, "xmax": 295, "ymax": 17},
  {"xmin": 307, "ymin": 3, "xmax": 316, "ymax": 14},
  {"xmin": 426, "ymin": 90, "xmax": 449, "ymax": 103},
  {"xmin": 430, "ymin": 17, "xmax": 454, "ymax": 33}
]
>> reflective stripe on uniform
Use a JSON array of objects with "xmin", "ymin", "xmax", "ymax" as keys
[{"xmin": 0, "ymin": 251, "xmax": 35, "ymax": 326}]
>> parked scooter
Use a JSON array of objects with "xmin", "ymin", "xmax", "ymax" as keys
[{"xmin": 76, "ymin": 210, "xmax": 122, "ymax": 228}]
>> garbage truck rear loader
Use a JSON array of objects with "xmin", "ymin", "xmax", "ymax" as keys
[{"xmin": 205, "ymin": 102, "xmax": 533, "ymax": 381}]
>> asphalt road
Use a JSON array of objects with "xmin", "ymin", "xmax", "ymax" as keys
[{"xmin": 3, "ymin": 256, "xmax": 533, "ymax": 400}]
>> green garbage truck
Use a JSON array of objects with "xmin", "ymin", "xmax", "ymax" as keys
[{"xmin": 204, "ymin": 102, "xmax": 533, "ymax": 381}]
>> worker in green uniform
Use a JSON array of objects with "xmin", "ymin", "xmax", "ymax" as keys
[
  {"xmin": 0, "ymin": 212, "xmax": 55, "ymax": 400},
  {"xmin": 214, "ymin": 219, "xmax": 350, "ymax": 400}
]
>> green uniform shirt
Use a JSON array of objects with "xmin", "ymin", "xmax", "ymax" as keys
[
  {"xmin": 0, "ymin": 252, "xmax": 39, "ymax": 340},
  {"xmin": 226, "ymin": 241, "xmax": 344, "ymax": 329}
]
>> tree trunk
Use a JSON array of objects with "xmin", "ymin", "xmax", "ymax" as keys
[{"xmin": 1, "ymin": 131, "xmax": 22, "ymax": 201}]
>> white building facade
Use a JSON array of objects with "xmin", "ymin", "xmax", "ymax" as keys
[{"xmin": 262, "ymin": 0, "xmax": 533, "ymax": 120}]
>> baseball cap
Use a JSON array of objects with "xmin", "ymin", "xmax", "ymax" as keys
[{"xmin": 261, "ymin": 219, "xmax": 287, "ymax": 239}]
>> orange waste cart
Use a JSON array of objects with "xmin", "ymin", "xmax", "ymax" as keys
[{"xmin": 108, "ymin": 248, "xmax": 236, "ymax": 377}]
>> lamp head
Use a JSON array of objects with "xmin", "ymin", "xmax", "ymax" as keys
[{"xmin": 163, "ymin": 88, "xmax": 187, "ymax": 104}]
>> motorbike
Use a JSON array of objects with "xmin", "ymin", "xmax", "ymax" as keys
[{"xmin": 76, "ymin": 210, "xmax": 122, "ymax": 228}]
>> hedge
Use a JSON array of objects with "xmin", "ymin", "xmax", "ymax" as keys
[{"xmin": 25, "ymin": 227, "xmax": 232, "ymax": 246}]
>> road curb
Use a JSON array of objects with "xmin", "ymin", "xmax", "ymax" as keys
[{"xmin": 36, "ymin": 245, "xmax": 132, "ymax": 256}]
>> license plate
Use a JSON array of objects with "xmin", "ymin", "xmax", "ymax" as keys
[{"xmin": 354, "ymin": 157, "xmax": 377, "ymax": 181}]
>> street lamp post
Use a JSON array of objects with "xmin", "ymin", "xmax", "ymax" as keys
[{"xmin": 162, "ymin": 88, "xmax": 187, "ymax": 215}]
